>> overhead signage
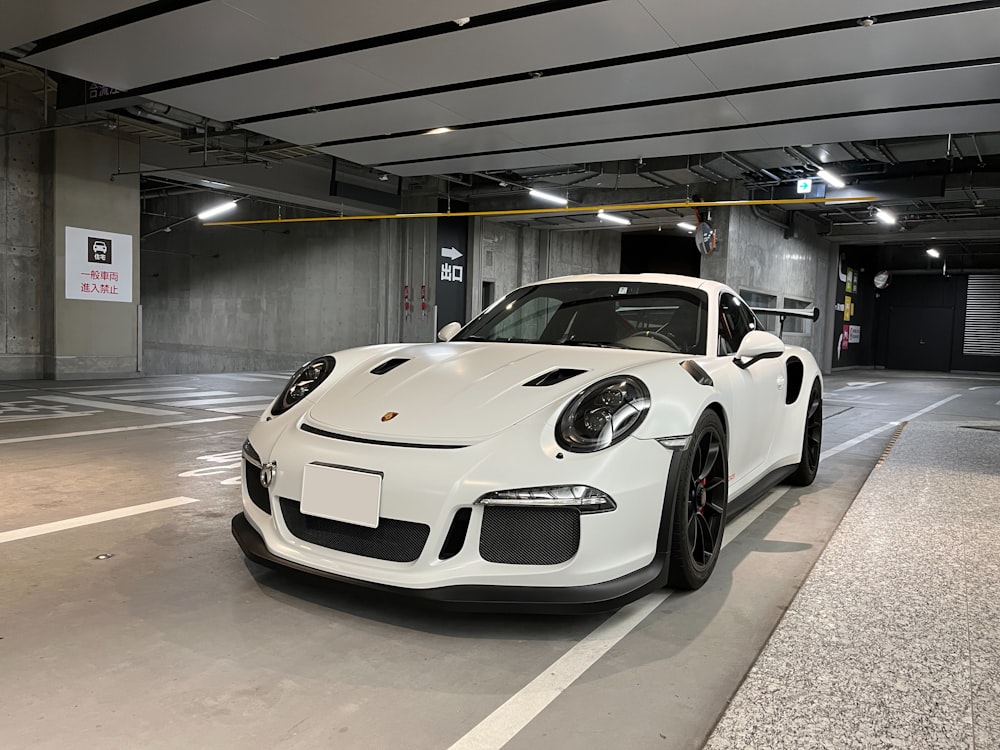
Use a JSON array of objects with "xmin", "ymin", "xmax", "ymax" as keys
[
  {"xmin": 796, "ymin": 178, "xmax": 813, "ymax": 194},
  {"xmin": 65, "ymin": 226, "xmax": 133, "ymax": 302}
]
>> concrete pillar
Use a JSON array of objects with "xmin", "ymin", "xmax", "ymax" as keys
[
  {"xmin": 0, "ymin": 78, "xmax": 52, "ymax": 379},
  {"xmin": 51, "ymin": 128, "xmax": 140, "ymax": 378}
]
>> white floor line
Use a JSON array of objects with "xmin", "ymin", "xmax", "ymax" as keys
[
  {"xmin": 226, "ymin": 375, "xmax": 273, "ymax": 382},
  {"xmin": 0, "ymin": 410, "xmax": 102, "ymax": 424},
  {"xmin": 117, "ymin": 390, "xmax": 234, "ymax": 401},
  {"xmin": 449, "ymin": 487, "xmax": 791, "ymax": 750},
  {"xmin": 32, "ymin": 395, "xmax": 181, "ymax": 416},
  {"xmin": 70, "ymin": 386, "xmax": 196, "ymax": 396},
  {"xmin": 157, "ymin": 395, "xmax": 276, "ymax": 407},
  {"xmin": 0, "ymin": 497, "xmax": 201, "ymax": 544},
  {"xmin": 209, "ymin": 403, "xmax": 272, "ymax": 414},
  {"xmin": 254, "ymin": 373, "xmax": 294, "ymax": 379},
  {"xmin": 820, "ymin": 394, "xmax": 962, "ymax": 461},
  {"xmin": 0, "ymin": 415, "xmax": 241, "ymax": 444}
]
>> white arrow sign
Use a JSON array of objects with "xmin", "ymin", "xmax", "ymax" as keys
[{"xmin": 441, "ymin": 247, "xmax": 463, "ymax": 261}]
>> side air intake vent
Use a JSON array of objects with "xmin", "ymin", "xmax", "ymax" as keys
[
  {"xmin": 524, "ymin": 369, "xmax": 587, "ymax": 387},
  {"xmin": 370, "ymin": 358, "xmax": 409, "ymax": 375}
]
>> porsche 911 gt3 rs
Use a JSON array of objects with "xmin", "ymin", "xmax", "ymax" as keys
[{"xmin": 232, "ymin": 274, "xmax": 823, "ymax": 612}]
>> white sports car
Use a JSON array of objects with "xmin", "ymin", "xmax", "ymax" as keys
[{"xmin": 232, "ymin": 274, "xmax": 823, "ymax": 612}]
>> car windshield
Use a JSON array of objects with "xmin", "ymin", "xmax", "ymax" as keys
[{"xmin": 455, "ymin": 281, "xmax": 709, "ymax": 354}]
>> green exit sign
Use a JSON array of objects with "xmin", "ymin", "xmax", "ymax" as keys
[{"xmin": 796, "ymin": 178, "xmax": 813, "ymax": 194}]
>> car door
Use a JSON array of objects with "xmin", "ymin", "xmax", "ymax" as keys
[{"xmin": 716, "ymin": 293, "xmax": 786, "ymax": 492}]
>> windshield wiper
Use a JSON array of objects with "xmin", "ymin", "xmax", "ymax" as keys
[{"xmin": 557, "ymin": 340, "xmax": 625, "ymax": 349}]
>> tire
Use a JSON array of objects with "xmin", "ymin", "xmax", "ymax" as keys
[
  {"xmin": 789, "ymin": 381, "xmax": 823, "ymax": 486},
  {"xmin": 667, "ymin": 410, "xmax": 728, "ymax": 590}
]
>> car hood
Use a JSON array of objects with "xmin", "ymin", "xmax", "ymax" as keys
[{"xmin": 305, "ymin": 342, "xmax": 675, "ymax": 444}]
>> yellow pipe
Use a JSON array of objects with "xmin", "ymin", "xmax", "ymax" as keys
[{"xmin": 203, "ymin": 196, "xmax": 877, "ymax": 226}]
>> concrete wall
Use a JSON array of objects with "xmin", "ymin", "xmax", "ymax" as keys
[
  {"xmin": 51, "ymin": 128, "xmax": 141, "ymax": 378},
  {"xmin": 708, "ymin": 200, "xmax": 837, "ymax": 372},
  {"xmin": 141, "ymin": 197, "xmax": 387, "ymax": 373},
  {"xmin": 0, "ymin": 79, "xmax": 51, "ymax": 379},
  {"xmin": 471, "ymin": 219, "xmax": 621, "ymax": 318}
]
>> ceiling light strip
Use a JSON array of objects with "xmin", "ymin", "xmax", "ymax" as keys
[{"xmin": 205, "ymin": 196, "xmax": 877, "ymax": 226}]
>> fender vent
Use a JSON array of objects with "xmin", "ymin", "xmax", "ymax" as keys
[
  {"xmin": 370, "ymin": 358, "xmax": 409, "ymax": 375},
  {"xmin": 524, "ymin": 368, "xmax": 586, "ymax": 387},
  {"xmin": 680, "ymin": 360, "xmax": 713, "ymax": 386},
  {"xmin": 785, "ymin": 357, "xmax": 804, "ymax": 404}
]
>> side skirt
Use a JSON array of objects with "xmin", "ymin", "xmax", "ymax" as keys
[{"xmin": 726, "ymin": 464, "xmax": 796, "ymax": 519}]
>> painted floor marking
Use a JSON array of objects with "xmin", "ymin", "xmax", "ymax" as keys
[
  {"xmin": 255, "ymin": 373, "xmax": 294, "ymax": 379},
  {"xmin": 0, "ymin": 415, "xmax": 241, "ymax": 444},
  {"xmin": 225, "ymin": 375, "xmax": 274, "ymax": 382},
  {"xmin": 0, "ymin": 410, "xmax": 101, "ymax": 424},
  {"xmin": 448, "ymin": 487, "xmax": 791, "ymax": 750},
  {"xmin": 32, "ymin": 395, "xmax": 181, "ymax": 416},
  {"xmin": 70, "ymin": 386, "xmax": 196, "ymax": 396},
  {"xmin": 0, "ymin": 497, "xmax": 201, "ymax": 544},
  {"xmin": 157, "ymin": 395, "xmax": 276, "ymax": 407},
  {"xmin": 118, "ymin": 390, "xmax": 234, "ymax": 401},
  {"xmin": 820, "ymin": 394, "xmax": 961, "ymax": 461},
  {"xmin": 209, "ymin": 403, "xmax": 272, "ymax": 414}
]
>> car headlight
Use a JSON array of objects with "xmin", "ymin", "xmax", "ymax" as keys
[
  {"xmin": 271, "ymin": 356, "xmax": 336, "ymax": 416},
  {"xmin": 556, "ymin": 376, "xmax": 650, "ymax": 452}
]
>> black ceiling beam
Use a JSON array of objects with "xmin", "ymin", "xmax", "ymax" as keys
[
  {"xmin": 375, "ymin": 97, "xmax": 1000, "ymax": 169},
  {"xmin": 232, "ymin": 1, "xmax": 1000, "ymax": 128}
]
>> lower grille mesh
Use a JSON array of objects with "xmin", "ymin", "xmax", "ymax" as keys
[
  {"xmin": 279, "ymin": 498, "xmax": 429, "ymax": 563},
  {"xmin": 479, "ymin": 506, "xmax": 580, "ymax": 565}
]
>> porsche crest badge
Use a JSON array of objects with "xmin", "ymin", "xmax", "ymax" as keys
[{"xmin": 381, "ymin": 412, "xmax": 399, "ymax": 422}]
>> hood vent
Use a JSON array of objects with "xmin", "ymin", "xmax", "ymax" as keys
[
  {"xmin": 370, "ymin": 358, "xmax": 409, "ymax": 375},
  {"xmin": 523, "ymin": 368, "xmax": 587, "ymax": 387}
]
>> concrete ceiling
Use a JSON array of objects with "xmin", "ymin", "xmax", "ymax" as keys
[{"xmin": 3, "ymin": 0, "xmax": 1000, "ymax": 255}]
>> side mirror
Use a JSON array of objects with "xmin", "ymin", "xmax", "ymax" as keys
[
  {"xmin": 437, "ymin": 321, "xmax": 462, "ymax": 342},
  {"xmin": 733, "ymin": 330, "xmax": 784, "ymax": 369}
]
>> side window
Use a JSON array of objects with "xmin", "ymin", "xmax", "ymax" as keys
[{"xmin": 718, "ymin": 293, "xmax": 754, "ymax": 354}]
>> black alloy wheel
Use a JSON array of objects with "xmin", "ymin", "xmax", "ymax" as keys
[
  {"xmin": 789, "ymin": 381, "xmax": 823, "ymax": 486},
  {"xmin": 667, "ymin": 410, "xmax": 728, "ymax": 590}
]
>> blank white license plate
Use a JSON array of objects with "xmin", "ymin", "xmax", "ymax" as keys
[{"xmin": 300, "ymin": 463, "xmax": 382, "ymax": 528}]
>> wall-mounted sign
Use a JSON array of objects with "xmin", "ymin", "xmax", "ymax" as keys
[
  {"xmin": 848, "ymin": 325, "xmax": 861, "ymax": 344},
  {"xmin": 65, "ymin": 226, "xmax": 133, "ymax": 303}
]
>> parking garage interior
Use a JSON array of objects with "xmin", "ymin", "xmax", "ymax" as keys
[{"xmin": 2, "ymin": 2, "xmax": 999, "ymax": 749}]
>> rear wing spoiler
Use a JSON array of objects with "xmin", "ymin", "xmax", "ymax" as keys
[
  {"xmin": 751, "ymin": 307, "xmax": 821, "ymax": 322},
  {"xmin": 752, "ymin": 307, "xmax": 820, "ymax": 337}
]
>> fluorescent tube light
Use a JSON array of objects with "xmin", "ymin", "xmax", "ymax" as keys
[
  {"xmin": 197, "ymin": 201, "xmax": 238, "ymax": 220},
  {"xmin": 597, "ymin": 211, "xmax": 630, "ymax": 225},
  {"xmin": 874, "ymin": 208, "xmax": 896, "ymax": 224},
  {"xmin": 926, "ymin": 248, "xmax": 940, "ymax": 258},
  {"xmin": 425, "ymin": 127, "xmax": 453, "ymax": 135},
  {"xmin": 528, "ymin": 189, "xmax": 568, "ymax": 206},
  {"xmin": 816, "ymin": 169, "xmax": 846, "ymax": 188},
  {"xmin": 676, "ymin": 221, "xmax": 697, "ymax": 231}
]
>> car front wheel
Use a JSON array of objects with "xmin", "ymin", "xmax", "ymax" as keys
[{"xmin": 667, "ymin": 410, "xmax": 728, "ymax": 590}]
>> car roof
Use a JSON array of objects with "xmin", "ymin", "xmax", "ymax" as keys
[{"xmin": 532, "ymin": 273, "xmax": 730, "ymax": 296}]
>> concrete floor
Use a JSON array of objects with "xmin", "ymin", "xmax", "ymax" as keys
[{"xmin": 2, "ymin": 369, "xmax": 998, "ymax": 749}]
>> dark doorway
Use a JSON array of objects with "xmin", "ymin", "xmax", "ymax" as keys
[
  {"xmin": 620, "ymin": 232, "xmax": 701, "ymax": 277},
  {"xmin": 886, "ymin": 306, "xmax": 954, "ymax": 371}
]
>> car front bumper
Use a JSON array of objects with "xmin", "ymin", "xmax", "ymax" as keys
[{"xmin": 232, "ymin": 512, "xmax": 668, "ymax": 613}]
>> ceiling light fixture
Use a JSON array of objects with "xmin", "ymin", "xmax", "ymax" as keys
[
  {"xmin": 197, "ymin": 201, "xmax": 238, "ymax": 220},
  {"xmin": 926, "ymin": 248, "xmax": 940, "ymax": 258},
  {"xmin": 676, "ymin": 221, "xmax": 697, "ymax": 231},
  {"xmin": 425, "ymin": 127, "xmax": 454, "ymax": 135},
  {"xmin": 597, "ymin": 210, "xmax": 630, "ymax": 226},
  {"xmin": 874, "ymin": 207, "xmax": 896, "ymax": 224},
  {"xmin": 816, "ymin": 169, "xmax": 846, "ymax": 188},
  {"xmin": 528, "ymin": 188, "xmax": 568, "ymax": 206}
]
